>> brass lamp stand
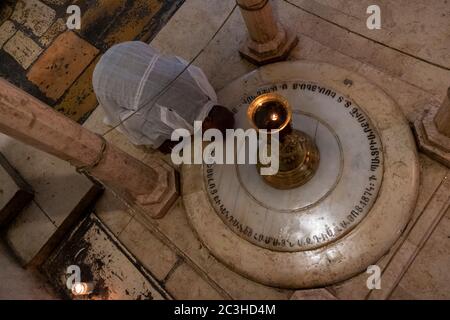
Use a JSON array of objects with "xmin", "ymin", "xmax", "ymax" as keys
[{"xmin": 247, "ymin": 93, "xmax": 320, "ymax": 189}]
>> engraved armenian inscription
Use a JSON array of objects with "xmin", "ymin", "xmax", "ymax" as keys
[{"xmin": 204, "ymin": 81, "xmax": 383, "ymax": 252}]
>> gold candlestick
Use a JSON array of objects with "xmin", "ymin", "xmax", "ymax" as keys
[{"xmin": 247, "ymin": 93, "xmax": 320, "ymax": 189}]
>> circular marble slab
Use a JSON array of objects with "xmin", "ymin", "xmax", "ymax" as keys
[
  {"xmin": 182, "ymin": 61, "xmax": 419, "ymax": 288},
  {"xmin": 204, "ymin": 83, "xmax": 383, "ymax": 252}
]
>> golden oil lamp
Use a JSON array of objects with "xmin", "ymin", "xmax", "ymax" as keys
[{"xmin": 247, "ymin": 93, "xmax": 320, "ymax": 189}]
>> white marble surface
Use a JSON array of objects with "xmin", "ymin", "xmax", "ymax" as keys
[
  {"xmin": 205, "ymin": 81, "xmax": 383, "ymax": 251},
  {"xmin": 182, "ymin": 61, "xmax": 419, "ymax": 288}
]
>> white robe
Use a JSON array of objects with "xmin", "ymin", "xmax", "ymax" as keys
[{"xmin": 92, "ymin": 41, "xmax": 217, "ymax": 148}]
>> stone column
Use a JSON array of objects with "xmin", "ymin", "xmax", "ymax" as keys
[
  {"xmin": 0, "ymin": 79, "xmax": 178, "ymax": 218},
  {"xmin": 237, "ymin": 0, "xmax": 298, "ymax": 65},
  {"xmin": 414, "ymin": 87, "xmax": 450, "ymax": 167}
]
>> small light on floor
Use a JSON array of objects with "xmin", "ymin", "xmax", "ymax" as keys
[{"xmin": 72, "ymin": 282, "xmax": 94, "ymax": 296}]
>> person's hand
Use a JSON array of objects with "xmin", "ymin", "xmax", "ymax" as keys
[
  {"xmin": 158, "ymin": 139, "xmax": 179, "ymax": 155},
  {"xmin": 203, "ymin": 105, "xmax": 235, "ymax": 135},
  {"xmin": 159, "ymin": 106, "xmax": 234, "ymax": 155}
]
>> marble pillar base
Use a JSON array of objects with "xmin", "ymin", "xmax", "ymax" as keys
[
  {"xmin": 239, "ymin": 27, "xmax": 298, "ymax": 66},
  {"xmin": 414, "ymin": 103, "xmax": 450, "ymax": 168}
]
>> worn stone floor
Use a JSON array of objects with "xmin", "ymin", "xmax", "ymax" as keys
[
  {"xmin": 0, "ymin": 0, "xmax": 184, "ymax": 122},
  {"xmin": 0, "ymin": 0, "xmax": 449, "ymax": 299},
  {"xmin": 0, "ymin": 240, "xmax": 56, "ymax": 299}
]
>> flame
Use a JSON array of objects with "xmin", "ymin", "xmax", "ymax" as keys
[{"xmin": 270, "ymin": 113, "xmax": 279, "ymax": 121}]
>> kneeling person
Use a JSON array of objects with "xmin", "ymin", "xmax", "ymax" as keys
[{"xmin": 92, "ymin": 41, "xmax": 234, "ymax": 154}]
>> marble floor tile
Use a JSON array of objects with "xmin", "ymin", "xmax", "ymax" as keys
[
  {"xmin": 290, "ymin": 288, "xmax": 337, "ymax": 300},
  {"xmin": 94, "ymin": 190, "xmax": 133, "ymax": 237},
  {"xmin": 287, "ymin": 0, "xmax": 450, "ymax": 69},
  {"xmin": 0, "ymin": 240, "xmax": 56, "ymax": 299},
  {"xmin": 279, "ymin": 0, "xmax": 449, "ymax": 97},
  {"xmin": 5, "ymin": 201, "xmax": 57, "ymax": 265},
  {"xmin": 118, "ymin": 217, "xmax": 179, "ymax": 282},
  {"xmin": 369, "ymin": 175, "xmax": 450, "ymax": 299},
  {"xmin": 146, "ymin": 200, "xmax": 294, "ymax": 300},
  {"xmin": 165, "ymin": 262, "xmax": 225, "ymax": 300},
  {"xmin": 151, "ymin": 0, "xmax": 237, "ymax": 62},
  {"xmin": 390, "ymin": 206, "xmax": 450, "ymax": 300}
]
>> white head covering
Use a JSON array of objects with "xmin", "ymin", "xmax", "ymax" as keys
[{"xmin": 92, "ymin": 41, "xmax": 217, "ymax": 148}]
